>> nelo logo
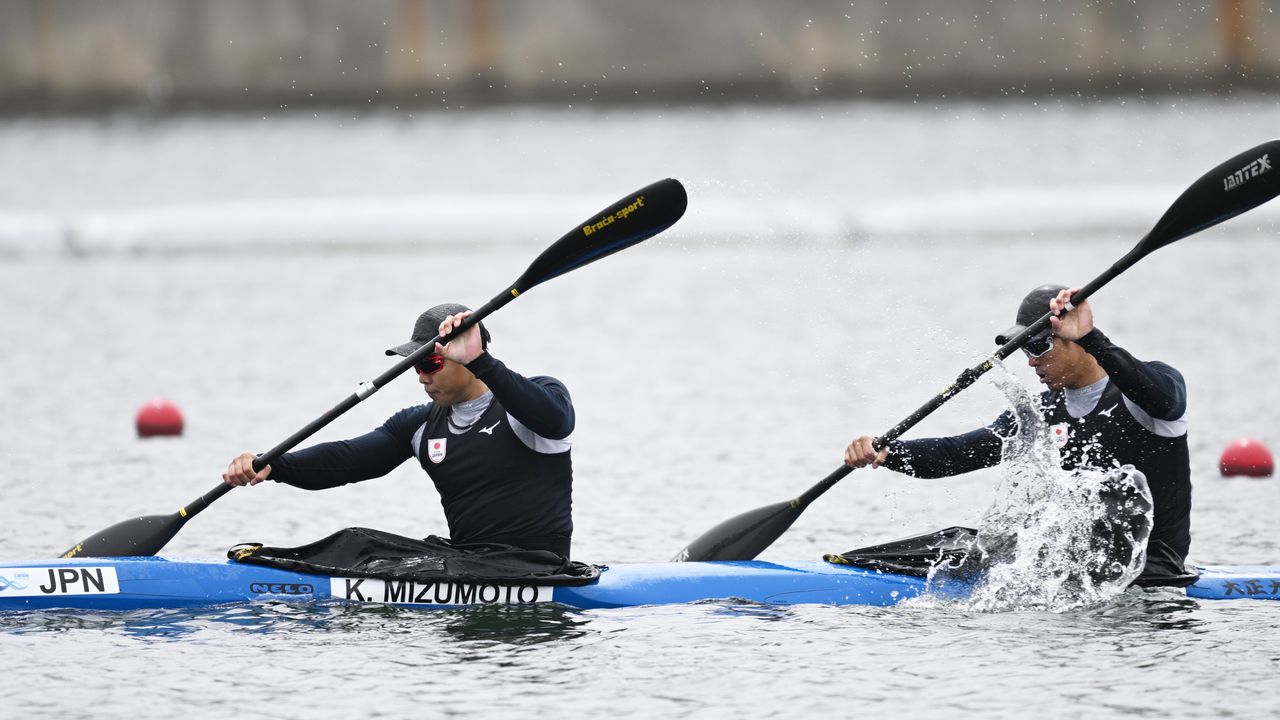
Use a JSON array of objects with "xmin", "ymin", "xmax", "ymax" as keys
[{"xmin": 249, "ymin": 582, "xmax": 314, "ymax": 595}]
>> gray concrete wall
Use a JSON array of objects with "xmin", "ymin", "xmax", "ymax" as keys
[{"xmin": 1, "ymin": 0, "xmax": 1275, "ymax": 112}]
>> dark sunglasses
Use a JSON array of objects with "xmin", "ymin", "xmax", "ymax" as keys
[
  {"xmin": 414, "ymin": 354, "xmax": 446, "ymax": 375},
  {"xmin": 1023, "ymin": 334, "xmax": 1054, "ymax": 358}
]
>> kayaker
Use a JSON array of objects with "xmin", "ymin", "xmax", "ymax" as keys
[
  {"xmin": 223, "ymin": 303, "xmax": 576, "ymax": 557},
  {"xmin": 842, "ymin": 284, "xmax": 1192, "ymax": 581}
]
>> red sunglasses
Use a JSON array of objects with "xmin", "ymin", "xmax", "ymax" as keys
[{"xmin": 414, "ymin": 354, "xmax": 446, "ymax": 375}]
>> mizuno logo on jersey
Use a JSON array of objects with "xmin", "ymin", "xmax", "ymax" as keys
[{"xmin": 479, "ymin": 421, "xmax": 501, "ymax": 435}]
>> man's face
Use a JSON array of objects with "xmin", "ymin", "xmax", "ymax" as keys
[
  {"xmin": 416, "ymin": 354, "xmax": 474, "ymax": 407},
  {"xmin": 1025, "ymin": 337, "xmax": 1078, "ymax": 390}
]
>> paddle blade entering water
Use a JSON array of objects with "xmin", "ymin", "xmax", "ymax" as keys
[
  {"xmin": 673, "ymin": 499, "xmax": 803, "ymax": 562},
  {"xmin": 62, "ymin": 513, "xmax": 185, "ymax": 558}
]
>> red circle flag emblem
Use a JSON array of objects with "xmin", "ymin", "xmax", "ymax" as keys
[
  {"xmin": 1049, "ymin": 423, "xmax": 1070, "ymax": 449},
  {"xmin": 428, "ymin": 438, "xmax": 447, "ymax": 463}
]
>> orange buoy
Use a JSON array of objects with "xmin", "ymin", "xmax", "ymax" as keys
[
  {"xmin": 1219, "ymin": 437, "xmax": 1273, "ymax": 478},
  {"xmin": 136, "ymin": 397, "xmax": 184, "ymax": 437}
]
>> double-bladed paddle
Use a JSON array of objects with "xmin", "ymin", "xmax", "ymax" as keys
[
  {"xmin": 63, "ymin": 178, "xmax": 689, "ymax": 558},
  {"xmin": 674, "ymin": 139, "xmax": 1280, "ymax": 562}
]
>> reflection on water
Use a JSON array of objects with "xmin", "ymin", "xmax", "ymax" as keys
[
  {"xmin": 1082, "ymin": 589, "xmax": 1206, "ymax": 632},
  {"xmin": 433, "ymin": 604, "xmax": 593, "ymax": 646},
  {"xmin": 0, "ymin": 600, "xmax": 595, "ymax": 644},
  {"xmin": 689, "ymin": 598, "xmax": 799, "ymax": 623},
  {"xmin": 0, "ymin": 586, "xmax": 1274, "ymax": 717}
]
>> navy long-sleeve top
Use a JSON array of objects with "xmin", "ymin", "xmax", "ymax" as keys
[{"xmin": 263, "ymin": 353, "xmax": 576, "ymax": 553}]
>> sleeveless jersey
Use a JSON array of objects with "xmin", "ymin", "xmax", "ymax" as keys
[
  {"xmin": 1041, "ymin": 381, "xmax": 1191, "ymax": 559},
  {"xmin": 413, "ymin": 399, "xmax": 573, "ymax": 556}
]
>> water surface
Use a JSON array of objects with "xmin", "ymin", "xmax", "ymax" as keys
[{"xmin": 2, "ymin": 98, "xmax": 1279, "ymax": 717}]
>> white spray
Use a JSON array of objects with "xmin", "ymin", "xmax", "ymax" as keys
[{"xmin": 920, "ymin": 364, "xmax": 1154, "ymax": 612}]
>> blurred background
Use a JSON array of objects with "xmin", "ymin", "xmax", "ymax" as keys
[
  {"xmin": 2, "ymin": 0, "xmax": 1276, "ymax": 111},
  {"xmin": 4, "ymin": 0, "xmax": 1280, "ymax": 253}
]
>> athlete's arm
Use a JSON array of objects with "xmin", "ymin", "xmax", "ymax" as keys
[
  {"xmin": 1076, "ymin": 329, "xmax": 1186, "ymax": 421},
  {"xmin": 879, "ymin": 412, "xmax": 1012, "ymax": 478},
  {"xmin": 465, "ymin": 353, "xmax": 574, "ymax": 440},
  {"xmin": 269, "ymin": 406, "xmax": 425, "ymax": 490}
]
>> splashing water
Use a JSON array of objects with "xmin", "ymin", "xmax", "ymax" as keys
[{"xmin": 919, "ymin": 365, "xmax": 1154, "ymax": 612}]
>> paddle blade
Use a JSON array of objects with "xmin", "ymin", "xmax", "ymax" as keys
[
  {"xmin": 513, "ymin": 178, "xmax": 687, "ymax": 293},
  {"xmin": 1141, "ymin": 139, "xmax": 1280, "ymax": 254},
  {"xmin": 61, "ymin": 512, "xmax": 185, "ymax": 558},
  {"xmin": 672, "ymin": 499, "xmax": 804, "ymax": 562}
]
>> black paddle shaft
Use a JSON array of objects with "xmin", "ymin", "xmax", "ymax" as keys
[
  {"xmin": 676, "ymin": 139, "xmax": 1280, "ymax": 562},
  {"xmin": 62, "ymin": 178, "xmax": 688, "ymax": 558},
  {"xmin": 794, "ymin": 249, "xmax": 1139, "ymax": 506},
  {"xmin": 187, "ymin": 293, "xmax": 516, "ymax": 509}
]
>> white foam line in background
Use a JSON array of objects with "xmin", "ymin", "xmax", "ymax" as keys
[{"xmin": 2, "ymin": 186, "xmax": 1278, "ymax": 256}]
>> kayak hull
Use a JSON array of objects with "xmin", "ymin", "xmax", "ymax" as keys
[
  {"xmin": 0, "ymin": 557, "xmax": 1274, "ymax": 612},
  {"xmin": 1185, "ymin": 565, "xmax": 1280, "ymax": 601},
  {"xmin": 0, "ymin": 557, "xmax": 927, "ymax": 611}
]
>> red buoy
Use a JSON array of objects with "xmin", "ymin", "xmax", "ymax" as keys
[
  {"xmin": 136, "ymin": 397, "xmax": 184, "ymax": 437},
  {"xmin": 1219, "ymin": 437, "xmax": 1273, "ymax": 478}
]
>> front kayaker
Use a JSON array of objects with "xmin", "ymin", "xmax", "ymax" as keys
[
  {"xmin": 223, "ymin": 303, "xmax": 576, "ymax": 557},
  {"xmin": 843, "ymin": 284, "xmax": 1193, "ymax": 581}
]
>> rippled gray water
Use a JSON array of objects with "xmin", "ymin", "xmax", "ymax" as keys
[
  {"xmin": 2, "ymin": 99, "xmax": 1280, "ymax": 717},
  {"xmin": 0, "ymin": 593, "xmax": 1263, "ymax": 718}
]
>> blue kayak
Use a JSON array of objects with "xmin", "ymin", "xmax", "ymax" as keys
[{"xmin": 1, "ymin": 556, "xmax": 1276, "ymax": 611}]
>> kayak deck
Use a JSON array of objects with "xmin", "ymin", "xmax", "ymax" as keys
[
  {"xmin": 1186, "ymin": 565, "xmax": 1280, "ymax": 601},
  {"xmin": 0, "ymin": 557, "xmax": 927, "ymax": 611},
  {"xmin": 555, "ymin": 559, "xmax": 926, "ymax": 608},
  {"xmin": 0, "ymin": 557, "xmax": 1275, "ymax": 611}
]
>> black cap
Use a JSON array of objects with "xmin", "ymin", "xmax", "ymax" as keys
[
  {"xmin": 385, "ymin": 303, "xmax": 491, "ymax": 357},
  {"xmin": 994, "ymin": 284, "xmax": 1068, "ymax": 345}
]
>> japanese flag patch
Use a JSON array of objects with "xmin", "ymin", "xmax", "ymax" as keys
[
  {"xmin": 1049, "ymin": 423, "xmax": 1070, "ymax": 449},
  {"xmin": 427, "ymin": 438, "xmax": 447, "ymax": 463}
]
